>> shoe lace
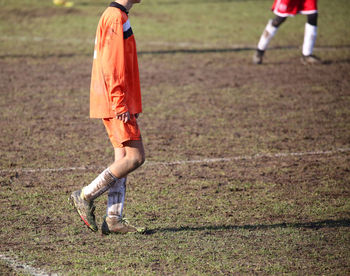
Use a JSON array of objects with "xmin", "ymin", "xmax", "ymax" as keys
[
  {"xmin": 119, "ymin": 217, "xmax": 130, "ymax": 225},
  {"xmin": 119, "ymin": 217, "xmax": 145, "ymax": 233}
]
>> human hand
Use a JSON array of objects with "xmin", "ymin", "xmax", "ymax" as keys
[{"xmin": 116, "ymin": 111, "xmax": 130, "ymax": 123}]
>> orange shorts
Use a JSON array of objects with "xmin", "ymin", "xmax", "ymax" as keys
[{"xmin": 102, "ymin": 115, "xmax": 141, "ymax": 148}]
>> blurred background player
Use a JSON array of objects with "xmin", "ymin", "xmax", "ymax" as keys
[
  {"xmin": 52, "ymin": 0, "xmax": 74, "ymax": 8},
  {"xmin": 70, "ymin": 0, "xmax": 145, "ymax": 235},
  {"xmin": 253, "ymin": 0, "xmax": 321, "ymax": 65}
]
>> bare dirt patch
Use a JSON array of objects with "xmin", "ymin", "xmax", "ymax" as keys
[
  {"xmin": 1, "ymin": 51, "xmax": 350, "ymax": 166},
  {"xmin": 0, "ymin": 49, "xmax": 349, "ymax": 274}
]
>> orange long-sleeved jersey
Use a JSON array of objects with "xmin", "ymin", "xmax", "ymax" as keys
[{"xmin": 90, "ymin": 2, "xmax": 142, "ymax": 118}]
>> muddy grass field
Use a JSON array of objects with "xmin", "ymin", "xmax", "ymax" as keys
[{"xmin": 1, "ymin": 0, "xmax": 350, "ymax": 275}]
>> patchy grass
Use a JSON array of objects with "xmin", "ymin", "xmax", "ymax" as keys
[
  {"xmin": 1, "ymin": 155, "xmax": 350, "ymax": 274},
  {"xmin": 0, "ymin": 0, "xmax": 349, "ymax": 275}
]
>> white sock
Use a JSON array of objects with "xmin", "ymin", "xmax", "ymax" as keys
[
  {"xmin": 106, "ymin": 177, "xmax": 126, "ymax": 219},
  {"xmin": 82, "ymin": 168, "xmax": 118, "ymax": 201},
  {"xmin": 257, "ymin": 19, "xmax": 278, "ymax": 51},
  {"xmin": 302, "ymin": 23, "xmax": 317, "ymax": 56}
]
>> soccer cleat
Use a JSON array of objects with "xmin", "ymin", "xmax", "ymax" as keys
[
  {"xmin": 301, "ymin": 54, "xmax": 322, "ymax": 65},
  {"xmin": 253, "ymin": 49, "xmax": 265, "ymax": 64},
  {"xmin": 69, "ymin": 190, "xmax": 98, "ymax": 232},
  {"xmin": 101, "ymin": 216, "xmax": 145, "ymax": 235}
]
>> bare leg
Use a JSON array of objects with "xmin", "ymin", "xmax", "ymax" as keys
[
  {"xmin": 108, "ymin": 140, "xmax": 145, "ymax": 178},
  {"xmin": 82, "ymin": 140, "xmax": 145, "ymax": 201}
]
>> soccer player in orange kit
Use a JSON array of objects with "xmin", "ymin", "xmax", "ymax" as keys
[
  {"xmin": 70, "ymin": 0, "xmax": 145, "ymax": 234},
  {"xmin": 253, "ymin": 0, "xmax": 321, "ymax": 65}
]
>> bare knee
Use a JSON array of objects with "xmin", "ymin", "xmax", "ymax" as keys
[
  {"xmin": 129, "ymin": 152, "xmax": 145, "ymax": 170},
  {"xmin": 121, "ymin": 140, "xmax": 146, "ymax": 171},
  {"xmin": 109, "ymin": 145, "xmax": 145, "ymax": 178}
]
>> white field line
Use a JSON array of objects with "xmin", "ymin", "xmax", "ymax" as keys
[
  {"xmin": 0, "ymin": 254, "xmax": 57, "ymax": 276},
  {"xmin": 1, "ymin": 148, "xmax": 349, "ymax": 174}
]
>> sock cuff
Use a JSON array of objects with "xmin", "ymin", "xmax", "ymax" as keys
[
  {"xmin": 305, "ymin": 23, "xmax": 317, "ymax": 38},
  {"xmin": 83, "ymin": 168, "xmax": 118, "ymax": 201},
  {"xmin": 106, "ymin": 168, "xmax": 118, "ymax": 181},
  {"xmin": 305, "ymin": 22, "xmax": 317, "ymax": 29},
  {"xmin": 266, "ymin": 19, "xmax": 278, "ymax": 36}
]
